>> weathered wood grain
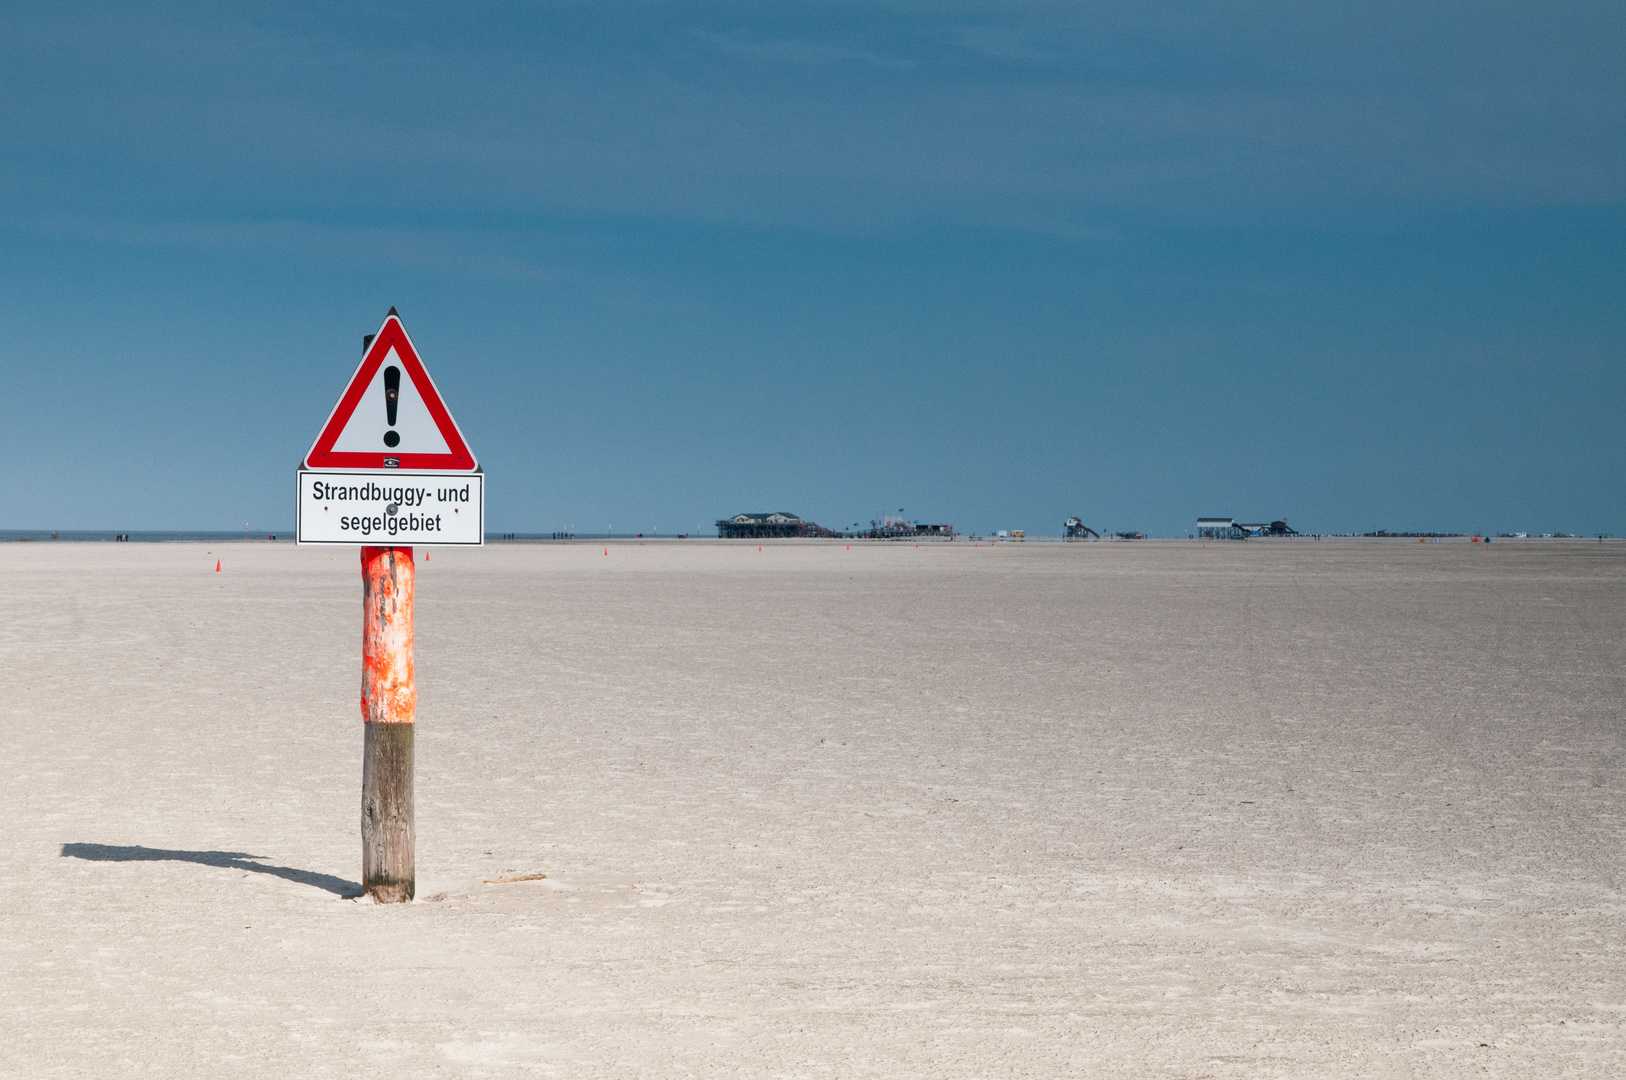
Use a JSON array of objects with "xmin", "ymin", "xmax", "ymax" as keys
[{"xmin": 361, "ymin": 720, "xmax": 414, "ymax": 902}]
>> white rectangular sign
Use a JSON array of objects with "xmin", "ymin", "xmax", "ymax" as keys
[{"xmin": 297, "ymin": 471, "xmax": 484, "ymax": 545}]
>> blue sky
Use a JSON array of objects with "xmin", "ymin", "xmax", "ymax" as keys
[{"xmin": 1, "ymin": 1, "xmax": 1621, "ymax": 536}]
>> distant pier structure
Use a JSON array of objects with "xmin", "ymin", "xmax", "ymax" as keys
[
  {"xmin": 1197, "ymin": 517, "xmax": 1298, "ymax": 539},
  {"xmin": 1198, "ymin": 517, "xmax": 1243, "ymax": 540},
  {"xmin": 865, "ymin": 516, "xmax": 954, "ymax": 540},
  {"xmin": 716, "ymin": 512, "xmax": 838, "ymax": 539},
  {"xmin": 1063, "ymin": 517, "xmax": 1100, "ymax": 540}
]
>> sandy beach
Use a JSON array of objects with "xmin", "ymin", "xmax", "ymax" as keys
[{"xmin": 1, "ymin": 538, "xmax": 1621, "ymax": 1077}]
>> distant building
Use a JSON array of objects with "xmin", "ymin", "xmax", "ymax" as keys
[
  {"xmin": 865, "ymin": 516, "xmax": 954, "ymax": 539},
  {"xmin": 1198, "ymin": 517, "xmax": 1298, "ymax": 539},
  {"xmin": 715, "ymin": 512, "xmax": 837, "ymax": 539},
  {"xmin": 1063, "ymin": 517, "xmax": 1100, "ymax": 540}
]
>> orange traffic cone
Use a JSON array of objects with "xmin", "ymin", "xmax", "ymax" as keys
[
  {"xmin": 603, "ymin": 548, "xmax": 608, "ymax": 556},
  {"xmin": 215, "ymin": 560, "xmax": 221, "ymax": 572}
]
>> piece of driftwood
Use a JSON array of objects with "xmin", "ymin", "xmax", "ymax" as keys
[{"xmin": 484, "ymin": 873, "xmax": 548, "ymax": 884}]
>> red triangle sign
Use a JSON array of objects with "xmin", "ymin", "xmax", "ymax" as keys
[{"xmin": 304, "ymin": 312, "xmax": 477, "ymax": 471}]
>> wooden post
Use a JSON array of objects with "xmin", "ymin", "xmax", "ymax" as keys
[{"xmin": 361, "ymin": 545, "xmax": 415, "ymax": 902}]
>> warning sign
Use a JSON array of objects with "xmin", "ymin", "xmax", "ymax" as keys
[
  {"xmin": 304, "ymin": 310, "xmax": 477, "ymax": 472},
  {"xmin": 298, "ymin": 310, "xmax": 484, "ymax": 546}
]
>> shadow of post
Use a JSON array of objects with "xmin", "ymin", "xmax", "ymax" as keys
[{"xmin": 61, "ymin": 843, "xmax": 361, "ymax": 897}]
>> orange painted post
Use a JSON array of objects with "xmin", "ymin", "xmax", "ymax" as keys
[{"xmin": 360, "ymin": 544, "xmax": 415, "ymax": 902}]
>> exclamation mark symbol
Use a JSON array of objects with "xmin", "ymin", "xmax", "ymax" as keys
[{"xmin": 383, "ymin": 366, "xmax": 401, "ymax": 448}]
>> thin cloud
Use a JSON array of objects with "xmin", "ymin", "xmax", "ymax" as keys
[{"xmin": 691, "ymin": 28, "xmax": 917, "ymax": 70}]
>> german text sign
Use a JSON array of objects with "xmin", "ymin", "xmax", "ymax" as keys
[{"xmin": 297, "ymin": 471, "xmax": 484, "ymax": 545}]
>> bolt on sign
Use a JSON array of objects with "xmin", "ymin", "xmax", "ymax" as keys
[{"xmin": 297, "ymin": 308, "xmax": 484, "ymax": 545}]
